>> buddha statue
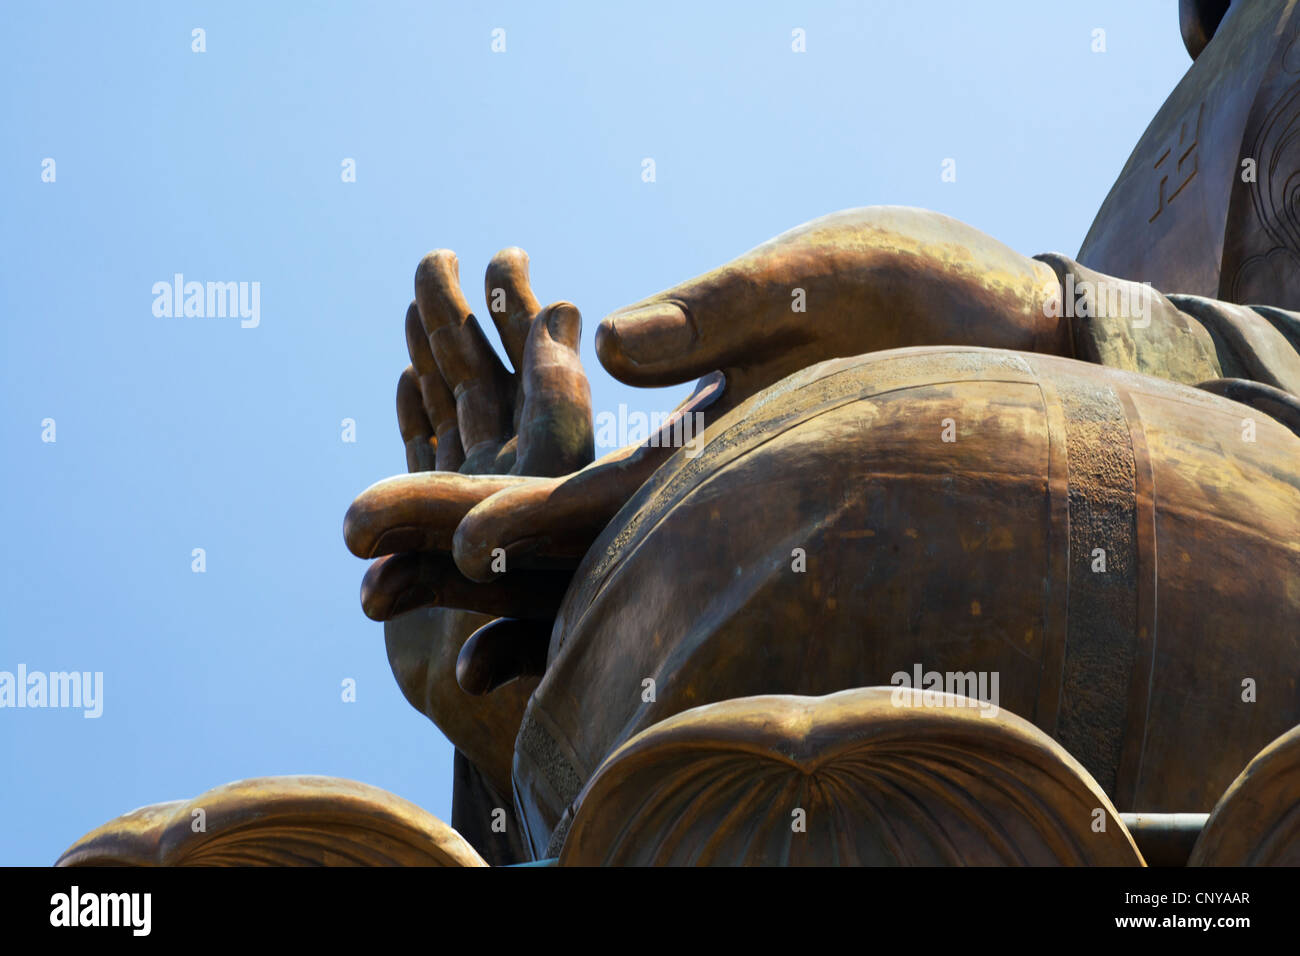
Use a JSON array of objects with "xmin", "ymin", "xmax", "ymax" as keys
[
  {"xmin": 343, "ymin": 0, "xmax": 1300, "ymax": 862},
  {"xmin": 59, "ymin": 0, "xmax": 1300, "ymax": 868}
]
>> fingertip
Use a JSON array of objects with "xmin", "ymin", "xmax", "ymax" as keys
[
  {"xmin": 343, "ymin": 493, "xmax": 376, "ymax": 558},
  {"xmin": 343, "ymin": 477, "xmax": 429, "ymax": 559},
  {"xmin": 485, "ymin": 246, "xmax": 531, "ymax": 286},
  {"xmin": 360, "ymin": 553, "xmax": 436, "ymax": 622},
  {"xmin": 453, "ymin": 631, "xmax": 480, "ymax": 691},
  {"xmin": 543, "ymin": 301, "xmax": 582, "ymax": 351},
  {"xmin": 416, "ymin": 249, "xmax": 459, "ymax": 286},
  {"xmin": 455, "ymin": 617, "xmax": 551, "ymax": 695},
  {"xmin": 359, "ymin": 555, "xmax": 397, "ymax": 620},
  {"xmin": 451, "ymin": 490, "xmax": 538, "ymax": 583},
  {"xmin": 414, "ymin": 250, "xmax": 467, "ymax": 332},
  {"xmin": 595, "ymin": 302, "xmax": 695, "ymax": 384},
  {"xmin": 485, "ymin": 247, "xmax": 541, "ymax": 371},
  {"xmin": 594, "ymin": 316, "xmax": 641, "ymax": 383},
  {"xmin": 594, "ymin": 316, "xmax": 619, "ymax": 369},
  {"xmin": 451, "ymin": 512, "xmax": 499, "ymax": 583}
]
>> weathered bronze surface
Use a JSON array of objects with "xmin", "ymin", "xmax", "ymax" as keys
[
  {"xmin": 1080, "ymin": 0, "xmax": 1300, "ymax": 309},
  {"xmin": 559, "ymin": 688, "xmax": 1144, "ymax": 866},
  {"xmin": 346, "ymin": 250, "xmax": 596, "ymax": 806},
  {"xmin": 1189, "ymin": 723, "xmax": 1300, "ymax": 865},
  {"xmin": 335, "ymin": 23, "xmax": 1300, "ymax": 857},
  {"xmin": 342, "ymin": 195, "xmax": 1300, "ymax": 860},
  {"xmin": 514, "ymin": 347, "xmax": 1299, "ymax": 855},
  {"xmin": 63, "ymin": 2, "xmax": 1300, "ymax": 867},
  {"xmin": 55, "ymin": 776, "xmax": 486, "ymax": 867}
]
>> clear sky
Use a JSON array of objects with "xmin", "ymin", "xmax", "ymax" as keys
[{"xmin": 0, "ymin": 1, "xmax": 1190, "ymax": 865}]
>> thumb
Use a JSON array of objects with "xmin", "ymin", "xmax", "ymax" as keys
[
  {"xmin": 593, "ymin": 222, "xmax": 833, "ymax": 388},
  {"xmin": 593, "ymin": 206, "xmax": 1062, "ymax": 399}
]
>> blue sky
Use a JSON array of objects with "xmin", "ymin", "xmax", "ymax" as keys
[{"xmin": 0, "ymin": 1, "xmax": 1189, "ymax": 865}]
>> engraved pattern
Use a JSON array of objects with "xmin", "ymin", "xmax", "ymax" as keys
[
  {"xmin": 517, "ymin": 712, "xmax": 585, "ymax": 810},
  {"xmin": 1056, "ymin": 381, "xmax": 1138, "ymax": 798},
  {"xmin": 1149, "ymin": 103, "xmax": 1203, "ymax": 223},
  {"xmin": 1224, "ymin": 24, "xmax": 1300, "ymax": 307}
]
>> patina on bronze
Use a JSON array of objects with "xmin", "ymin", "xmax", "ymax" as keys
[
  {"xmin": 62, "ymin": 2, "xmax": 1300, "ymax": 867},
  {"xmin": 338, "ymin": 2, "xmax": 1300, "ymax": 864}
]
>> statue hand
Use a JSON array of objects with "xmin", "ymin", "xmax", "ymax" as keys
[
  {"xmin": 346, "ymin": 248, "xmax": 597, "ymax": 618},
  {"xmin": 595, "ymin": 206, "xmax": 1067, "ymax": 410},
  {"xmin": 402, "ymin": 246, "xmax": 593, "ymax": 478},
  {"xmin": 431, "ymin": 207, "xmax": 1065, "ymax": 586},
  {"xmin": 343, "ymin": 248, "xmax": 601, "ymax": 796},
  {"xmin": 348, "ymin": 208, "xmax": 1068, "ymax": 602}
]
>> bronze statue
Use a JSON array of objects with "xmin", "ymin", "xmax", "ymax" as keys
[{"xmin": 60, "ymin": 0, "xmax": 1300, "ymax": 867}]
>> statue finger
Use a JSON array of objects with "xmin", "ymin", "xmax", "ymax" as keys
[
  {"xmin": 414, "ymin": 250, "xmax": 514, "ymax": 466},
  {"xmin": 404, "ymin": 300, "xmax": 464, "ymax": 471},
  {"xmin": 343, "ymin": 472, "xmax": 532, "ymax": 559},
  {"xmin": 455, "ymin": 617, "xmax": 552, "ymax": 695},
  {"xmin": 360, "ymin": 552, "xmax": 569, "ymax": 621},
  {"xmin": 452, "ymin": 373, "xmax": 726, "ymax": 581},
  {"xmin": 396, "ymin": 366, "xmax": 437, "ymax": 473},
  {"xmin": 484, "ymin": 247, "xmax": 541, "ymax": 374},
  {"xmin": 593, "ymin": 252, "xmax": 775, "ymax": 389},
  {"xmin": 512, "ymin": 301, "xmax": 595, "ymax": 477},
  {"xmin": 592, "ymin": 220, "xmax": 856, "ymax": 388}
]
